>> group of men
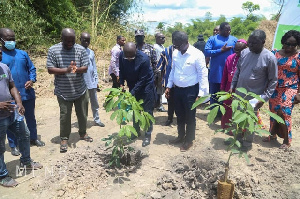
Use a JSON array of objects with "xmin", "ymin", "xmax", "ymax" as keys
[
  {"xmin": 0, "ymin": 22, "xmax": 279, "ymax": 187},
  {"xmin": 0, "ymin": 28, "xmax": 106, "ymax": 187}
]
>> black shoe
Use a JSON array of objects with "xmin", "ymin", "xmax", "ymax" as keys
[
  {"xmin": 169, "ymin": 136, "xmax": 184, "ymax": 144},
  {"xmin": 30, "ymin": 139, "xmax": 45, "ymax": 147},
  {"xmin": 157, "ymin": 106, "xmax": 167, "ymax": 112},
  {"xmin": 11, "ymin": 147, "xmax": 20, "ymax": 156},
  {"xmin": 95, "ymin": 122, "xmax": 105, "ymax": 127},
  {"xmin": 142, "ymin": 136, "xmax": 151, "ymax": 147},
  {"xmin": 164, "ymin": 119, "xmax": 173, "ymax": 126}
]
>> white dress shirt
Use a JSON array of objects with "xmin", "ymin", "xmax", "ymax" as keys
[
  {"xmin": 108, "ymin": 44, "xmax": 121, "ymax": 76},
  {"xmin": 83, "ymin": 48, "xmax": 98, "ymax": 89},
  {"xmin": 167, "ymin": 44, "xmax": 208, "ymax": 90}
]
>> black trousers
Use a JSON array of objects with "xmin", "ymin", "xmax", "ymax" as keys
[
  {"xmin": 110, "ymin": 73, "xmax": 120, "ymax": 88},
  {"xmin": 167, "ymin": 87, "xmax": 175, "ymax": 121},
  {"xmin": 173, "ymin": 83, "xmax": 199, "ymax": 142}
]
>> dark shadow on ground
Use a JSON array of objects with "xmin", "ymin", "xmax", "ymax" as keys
[
  {"xmin": 154, "ymin": 115, "xmax": 178, "ymax": 126},
  {"xmin": 211, "ymin": 137, "xmax": 229, "ymax": 151},
  {"xmin": 72, "ymin": 120, "xmax": 96, "ymax": 130},
  {"xmin": 6, "ymin": 159, "xmax": 34, "ymax": 179},
  {"xmin": 153, "ymin": 132, "xmax": 175, "ymax": 145},
  {"xmin": 50, "ymin": 131, "xmax": 81, "ymax": 149},
  {"xmin": 253, "ymin": 133, "xmax": 281, "ymax": 148}
]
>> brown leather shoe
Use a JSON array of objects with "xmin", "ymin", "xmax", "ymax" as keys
[
  {"xmin": 180, "ymin": 142, "xmax": 193, "ymax": 152},
  {"xmin": 169, "ymin": 136, "xmax": 184, "ymax": 144}
]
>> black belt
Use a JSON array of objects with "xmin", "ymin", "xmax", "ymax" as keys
[{"xmin": 174, "ymin": 83, "xmax": 198, "ymax": 89}]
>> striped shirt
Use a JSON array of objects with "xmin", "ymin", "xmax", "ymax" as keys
[{"xmin": 46, "ymin": 43, "xmax": 89, "ymax": 101}]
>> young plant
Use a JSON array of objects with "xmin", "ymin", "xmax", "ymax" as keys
[
  {"xmin": 192, "ymin": 87, "xmax": 284, "ymax": 166},
  {"xmin": 102, "ymin": 88, "xmax": 155, "ymax": 167}
]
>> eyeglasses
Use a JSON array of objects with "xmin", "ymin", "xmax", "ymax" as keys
[
  {"xmin": 284, "ymin": 42, "xmax": 297, "ymax": 47},
  {"xmin": 124, "ymin": 56, "xmax": 135, "ymax": 60}
]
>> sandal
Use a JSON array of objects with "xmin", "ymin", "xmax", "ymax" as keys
[
  {"xmin": 80, "ymin": 134, "xmax": 93, "ymax": 142},
  {"xmin": 279, "ymin": 143, "xmax": 290, "ymax": 149},
  {"xmin": 262, "ymin": 135, "xmax": 277, "ymax": 142},
  {"xmin": 60, "ymin": 143, "xmax": 68, "ymax": 153}
]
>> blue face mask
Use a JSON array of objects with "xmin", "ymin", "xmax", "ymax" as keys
[{"xmin": 1, "ymin": 38, "xmax": 16, "ymax": 50}]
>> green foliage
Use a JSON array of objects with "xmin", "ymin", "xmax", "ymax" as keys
[
  {"xmin": 192, "ymin": 88, "xmax": 284, "ymax": 165},
  {"xmin": 242, "ymin": 1, "xmax": 260, "ymax": 17},
  {"xmin": 102, "ymin": 88, "xmax": 154, "ymax": 168}
]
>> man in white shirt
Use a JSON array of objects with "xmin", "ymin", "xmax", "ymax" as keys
[
  {"xmin": 165, "ymin": 31, "xmax": 208, "ymax": 152},
  {"xmin": 80, "ymin": 32, "xmax": 104, "ymax": 127},
  {"xmin": 153, "ymin": 32, "xmax": 166, "ymax": 112},
  {"xmin": 108, "ymin": 35, "xmax": 126, "ymax": 88}
]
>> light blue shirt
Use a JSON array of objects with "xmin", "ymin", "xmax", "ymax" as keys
[
  {"xmin": 167, "ymin": 45, "xmax": 208, "ymax": 88},
  {"xmin": 83, "ymin": 48, "xmax": 98, "ymax": 89}
]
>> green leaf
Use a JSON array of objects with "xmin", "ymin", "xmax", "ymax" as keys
[
  {"xmin": 230, "ymin": 148, "xmax": 240, "ymax": 154},
  {"xmin": 236, "ymin": 87, "xmax": 248, "ymax": 95},
  {"xmin": 232, "ymin": 93, "xmax": 246, "ymax": 103},
  {"xmin": 243, "ymin": 153, "xmax": 250, "ymax": 164},
  {"xmin": 191, "ymin": 95, "xmax": 210, "ymax": 110},
  {"xmin": 215, "ymin": 91, "xmax": 229, "ymax": 95},
  {"xmin": 219, "ymin": 105, "xmax": 226, "ymax": 115},
  {"xmin": 204, "ymin": 103, "xmax": 218, "ymax": 110},
  {"xmin": 248, "ymin": 117, "xmax": 255, "ymax": 132},
  {"xmin": 207, "ymin": 106, "xmax": 219, "ymax": 124},
  {"xmin": 264, "ymin": 110, "xmax": 285, "ymax": 124},
  {"xmin": 105, "ymin": 140, "xmax": 112, "ymax": 147},
  {"xmin": 248, "ymin": 92, "xmax": 265, "ymax": 103},
  {"xmin": 231, "ymin": 99, "xmax": 239, "ymax": 112},
  {"xmin": 105, "ymin": 98, "xmax": 115, "ymax": 112},
  {"xmin": 235, "ymin": 140, "xmax": 241, "ymax": 148},
  {"xmin": 234, "ymin": 112, "xmax": 248, "ymax": 124},
  {"xmin": 103, "ymin": 88, "xmax": 121, "ymax": 93},
  {"xmin": 119, "ymin": 127, "xmax": 125, "ymax": 137},
  {"xmin": 255, "ymin": 129, "xmax": 270, "ymax": 137},
  {"xmin": 110, "ymin": 109, "xmax": 120, "ymax": 121},
  {"xmin": 127, "ymin": 125, "xmax": 138, "ymax": 136},
  {"xmin": 127, "ymin": 110, "xmax": 133, "ymax": 122},
  {"xmin": 218, "ymin": 93, "xmax": 231, "ymax": 102}
]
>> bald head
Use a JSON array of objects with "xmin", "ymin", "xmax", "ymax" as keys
[
  {"xmin": 123, "ymin": 42, "xmax": 136, "ymax": 61},
  {"xmin": 61, "ymin": 28, "xmax": 75, "ymax": 50},
  {"xmin": 80, "ymin": 32, "xmax": 91, "ymax": 48},
  {"xmin": 155, "ymin": 33, "xmax": 165, "ymax": 45}
]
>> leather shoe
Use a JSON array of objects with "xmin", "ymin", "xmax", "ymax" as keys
[
  {"xmin": 31, "ymin": 139, "xmax": 45, "ymax": 147},
  {"xmin": 142, "ymin": 136, "xmax": 151, "ymax": 147},
  {"xmin": 96, "ymin": 122, "xmax": 105, "ymax": 127},
  {"xmin": 11, "ymin": 147, "xmax": 20, "ymax": 156},
  {"xmin": 164, "ymin": 119, "xmax": 173, "ymax": 126},
  {"xmin": 180, "ymin": 142, "xmax": 193, "ymax": 152},
  {"xmin": 169, "ymin": 136, "xmax": 184, "ymax": 144}
]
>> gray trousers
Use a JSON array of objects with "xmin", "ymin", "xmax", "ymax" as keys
[{"xmin": 88, "ymin": 89, "xmax": 101, "ymax": 124}]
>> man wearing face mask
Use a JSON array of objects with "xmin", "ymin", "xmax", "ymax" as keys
[
  {"xmin": 0, "ymin": 28, "xmax": 45, "ymax": 153},
  {"xmin": 119, "ymin": 42, "xmax": 155, "ymax": 147}
]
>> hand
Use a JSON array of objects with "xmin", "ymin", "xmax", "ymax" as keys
[
  {"xmin": 0, "ymin": 101, "xmax": 16, "ymax": 113},
  {"xmin": 255, "ymin": 101, "xmax": 264, "ymax": 110},
  {"xmin": 228, "ymin": 88, "xmax": 233, "ymax": 94},
  {"xmin": 221, "ymin": 43, "xmax": 232, "ymax": 52},
  {"xmin": 17, "ymin": 103, "xmax": 25, "ymax": 115},
  {"xmin": 293, "ymin": 93, "xmax": 300, "ymax": 105},
  {"xmin": 25, "ymin": 80, "xmax": 34, "ymax": 89},
  {"xmin": 67, "ymin": 61, "xmax": 77, "ymax": 73},
  {"xmin": 165, "ymin": 88, "xmax": 170, "ymax": 99},
  {"xmin": 120, "ymin": 85, "xmax": 126, "ymax": 92},
  {"xmin": 117, "ymin": 76, "xmax": 120, "ymax": 83}
]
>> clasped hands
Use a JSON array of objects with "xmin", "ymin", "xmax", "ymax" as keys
[{"xmin": 67, "ymin": 61, "xmax": 77, "ymax": 73}]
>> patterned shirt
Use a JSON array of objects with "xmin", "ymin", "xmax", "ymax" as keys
[
  {"xmin": 46, "ymin": 43, "xmax": 89, "ymax": 101},
  {"xmin": 137, "ymin": 43, "xmax": 157, "ymax": 71},
  {"xmin": 272, "ymin": 50, "xmax": 300, "ymax": 89}
]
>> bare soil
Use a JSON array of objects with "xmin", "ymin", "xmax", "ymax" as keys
[{"xmin": 1, "ymin": 56, "xmax": 300, "ymax": 199}]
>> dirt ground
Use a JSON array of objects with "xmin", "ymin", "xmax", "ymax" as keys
[{"xmin": 1, "ymin": 56, "xmax": 300, "ymax": 199}]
